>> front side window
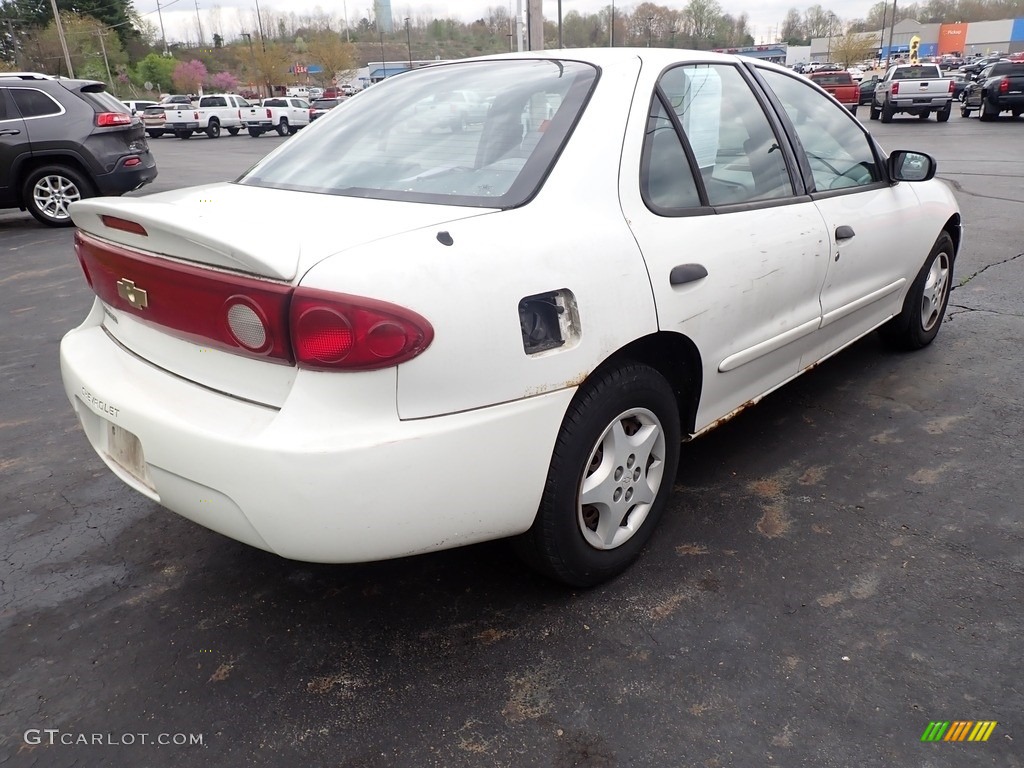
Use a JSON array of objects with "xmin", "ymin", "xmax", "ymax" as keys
[
  {"xmin": 657, "ymin": 64, "xmax": 794, "ymax": 206},
  {"xmin": 759, "ymin": 68, "xmax": 881, "ymax": 192},
  {"xmin": 240, "ymin": 59, "xmax": 598, "ymax": 208},
  {"xmin": 11, "ymin": 88, "xmax": 62, "ymax": 118}
]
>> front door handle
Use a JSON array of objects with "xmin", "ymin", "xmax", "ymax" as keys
[
  {"xmin": 0, "ymin": 129, "xmax": 21, "ymax": 136},
  {"xmin": 670, "ymin": 264, "xmax": 709, "ymax": 286},
  {"xmin": 835, "ymin": 225, "xmax": 856, "ymax": 241}
]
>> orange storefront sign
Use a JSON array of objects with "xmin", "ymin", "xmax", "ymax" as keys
[{"xmin": 939, "ymin": 23, "xmax": 968, "ymax": 54}]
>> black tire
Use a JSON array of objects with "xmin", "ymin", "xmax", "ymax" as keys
[
  {"xmin": 248, "ymin": 128, "xmax": 262, "ymax": 138},
  {"xmin": 276, "ymin": 118, "xmax": 289, "ymax": 137},
  {"xmin": 936, "ymin": 104, "xmax": 951, "ymax": 122},
  {"xmin": 881, "ymin": 101, "xmax": 895, "ymax": 123},
  {"xmin": 918, "ymin": 110, "xmax": 930, "ymax": 120},
  {"xmin": 227, "ymin": 127, "xmax": 240, "ymax": 136},
  {"xmin": 849, "ymin": 104, "xmax": 858, "ymax": 117},
  {"xmin": 870, "ymin": 103, "xmax": 880, "ymax": 120},
  {"xmin": 146, "ymin": 130, "xmax": 163, "ymax": 139},
  {"xmin": 206, "ymin": 119, "xmax": 220, "ymax": 139},
  {"xmin": 514, "ymin": 363, "xmax": 682, "ymax": 587},
  {"xmin": 176, "ymin": 130, "xmax": 192, "ymax": 139},
  {"xmin": 979, "ymin": 96, "xmax": 995, "ymax": 122},
  {"xmin": 21, "ymin": 164, "xmax": 94, "ymax": 228},
  {"xmin": 960, "ymin": 105, "xmax": 971, "ymax": 117},
  {"xmin": 879, "ymin": 232, "xmax": 955, "ymax": 351}
]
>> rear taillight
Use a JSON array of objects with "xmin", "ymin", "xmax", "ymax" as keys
[
  {"xmin": 291, "ymin": 288, "xmax": 433, "ymax": 371},
  {"xmin": 892, "ymin": 82, "xmax": 900, "ymax": 95},
  {"xmin": 266, "ymin": 108, "xmax": 272, "ymax": 119},
  {"xmin": 948, "ymin": 79, "xmax": 956, "ymax": 93},
  {"xmin": 999, "ymin": 79, "xmax": 1009, "ymax": 93},
  {"xmin": 193, "ymin": 111, "xmax": 199, "ymax": 120},
  {"xmin": 74, "ymin": 232, "xmax": 434, "ymax": 370},
  {"xmin": 96, "ymin": 112, "xmax": 132, "ymax": 127}
]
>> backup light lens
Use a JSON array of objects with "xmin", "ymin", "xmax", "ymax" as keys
[{"xmin": 225, "ymin": 300, "xmax": 270, "ymax": 351}]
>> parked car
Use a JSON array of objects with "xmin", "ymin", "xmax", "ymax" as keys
[
  {"xmin": 858, "ymin": 75, "xmax": 880, "ymax": 105},
  {"xmin": 163, "ymin": 93, "xmax": 250, "ymax": 139},
  {"xmin": 307, "ymin": 87, "xmax": 324, "ymax": 100},
  {"xmin": 242, "ymin": 97, "xmax": 311, "ymax": 136},
  {"xmin": 408, "ymin": 89, "xmax": 489, "ymax": 132},
  {"xmin": 809, "ymin": 70, "xmax": 860, "ymax": 113},
  {"xmin": 0, "ymin": 72, "xmax": 156, "ymax": 226},
  {"xmin": 960, "ymin": 61, "xmax": 1024, "ymax": 119},
  {"xmin": 845, "ymin": 67, "xmax": 864, "ymax": 83},
  {"xmin": 309, "ymin": 98, "xmax": 342, "ymax": 120},
  {"xmin": 122, "ymin": 99, "xmax": 158, "ymax": 115},
  {"xmin": 60, "ymin": 50, "xmax": 959, "ymax": 586},
  {"xmin": 950, "ymin": 71, "xmax": 970, "ymax": 101},
  {"xmin": 159, "ymin": 94, "xmax": 194, "ymax": 107},
  {"xmin": 141, "ymin": 104, "xmax": 168, "ymax": 138},
  {"xmin": 960, "ymin": 56, "xmax": 1009, "ymax": 78},
  {"xmin": 870, "ymin": 63, "xmax": 954, "ymax": 122}
]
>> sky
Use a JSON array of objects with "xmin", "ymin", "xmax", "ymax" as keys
[{"xmin": 133, "ymin": 0, "xmax": 875, "ymax": 48}]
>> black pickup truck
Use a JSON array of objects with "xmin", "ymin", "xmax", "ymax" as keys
[{"xmin": 960, "ymin": 61, "xmax": 1024, "ymax": 120}]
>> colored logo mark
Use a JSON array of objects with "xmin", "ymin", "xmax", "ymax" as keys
[{"xmin": 921, "ymin": 721, "xmax": 997, "ymax": 742}]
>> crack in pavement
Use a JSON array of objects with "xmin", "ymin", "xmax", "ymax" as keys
[
  {"xmin": 953, "ymin": 251, "xmax": 1024, "ymax": 289},
  {"xmin": 942, "ymin": 176, "xmax": 1024, "ymax": 204},
  {"xmin": 947, "ymin": 304, "xmax": 1024, "ymax": 320}
]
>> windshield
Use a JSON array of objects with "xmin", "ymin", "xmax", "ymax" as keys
[{"xmin": 239, "ymin": 59, "xmax": 598, "ymax": 208}]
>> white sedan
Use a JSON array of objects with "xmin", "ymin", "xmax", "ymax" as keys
[{"xmin": 61, "ymin": 49, "xmax": 960, "ymax": 586}]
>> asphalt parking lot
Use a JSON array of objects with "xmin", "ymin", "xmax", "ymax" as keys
[{"xmin": 1, "ymin": 115, "xmax": 1022, "ymax": 767}]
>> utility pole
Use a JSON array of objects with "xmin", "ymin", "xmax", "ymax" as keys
[
  {"xmin": 885, "ymin": 0, "xmax": 897, "ymax": 67},
  {"xmin": 878, "ymin": 2, "xmax": 888, "ymax": 66},
  {"xmin": 254, "ymin": 0, "xmax": 267, "ymax": 52},
  {"xmin": 156, "ymin": 0, "xmax": 169, "ymax": 56},
  {"xmin": 96, "ymin": 29, "xmax": 112, "ymax": 84},
  {"xmin": 342, "ymin": 0, "xmax": 350, "ymax": 42},
  {"xmin": 557, "ymin": 0, "xmax": 562, "ymax": 48},
  {"xmin": 194, "ymin": 0, "xmax": 204, "ymax": 46},
  {"xmin": 48, "ymin": 0, "xmax": 74, "ymax": 78},
  {"xmin": 610, "ymin": 0, "xmax": 615, "ymax": 47},
  {"xmin": 379, "ymin": 23, "xmax": 386, "ymax": 81},
  {"xmin": 405, "ymin": 18, "xmax": 411, "ymax": 69},
  {"xmin": 5, "ymin": 19, "xmax": 22, "ymax": 69}
]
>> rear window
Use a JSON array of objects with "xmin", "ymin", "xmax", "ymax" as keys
[
  {"xmin": 264, "ymin": 99, "xmax": 287, "ymax": 107},
  {"xmin": 240, "ymin": 59, "xmax": 598, "ymax": 208},
  {"xmin": 80, "ymin": 89, "xmax": 130, "ymax": 114},
  {"xmin": 311, "ymin": 99, "xmax": 339, "ymax": 108},
  {"xmin": 890, "ymin": 66, "xmax": 941, "ymax": 80},
  {"xmin": 811, "ymin": 73, "xmax": 853, "ymax": 85}
]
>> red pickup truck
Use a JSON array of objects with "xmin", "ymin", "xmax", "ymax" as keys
[{"xmin": 809, "ymin": 71, "xmax": 860, "ymax": 115}]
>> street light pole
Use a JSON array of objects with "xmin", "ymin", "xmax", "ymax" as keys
[
  {"xmin": 648, "ymin": 16, "xmax": 654, "ymax": 47},
  {"xmin": 156, "ymin": 0, "xmax": 169, "ymax": 56},
  {"xmin": 379, "ymin": 23, "xmax": 386, "ymax": 82},
  {"xmin": 610, "ymin": 0, "xmax": 615, "ymax": 47},
  {"xmin": 557, "ymin": 0, "xmax": 562, "ymax": 49}
]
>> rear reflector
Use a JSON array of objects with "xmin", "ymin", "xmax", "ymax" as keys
[
  {"xmin": 96, "ymin": 112, "xmax": 132, "ymax": 127},
  {"xmin": 74, "ymin": 231, "xmax": 434, "ymax": 371}
]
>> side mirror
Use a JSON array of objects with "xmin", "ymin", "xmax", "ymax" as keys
[{"xmin": 888, "ymin": 150, "xmax": 936, "ymax": 182}]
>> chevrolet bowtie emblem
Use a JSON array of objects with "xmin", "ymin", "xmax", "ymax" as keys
[{"xmin": 116, "ymin": 278, "xmax": 148, "ymax": 309}]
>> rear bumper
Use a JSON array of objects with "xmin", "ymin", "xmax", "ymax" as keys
[
  {"xmin": 59, "ymin": 310, "xmax": 571, "ymax": 563},
  {"xmin": 891, "ymin": 97, "xmax": 951, "ymax": 109},
  {"xmin": 166, "ymin": 122, "xmax": 200, "ymax": 132},
  {"xmin": 93, "ymin": 153, "xmax": 158, "ymax": 195}
]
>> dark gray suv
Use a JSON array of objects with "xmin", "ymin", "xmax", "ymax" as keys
[{"xmin": 0, "ymin": 72, "xmax": 157, "ymax": 227}]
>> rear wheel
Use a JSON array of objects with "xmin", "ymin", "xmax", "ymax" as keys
[
  {"xmin": 936, "ymin": 104, "xmax": 951, "ymax": 122},
  {"xmin": 276, "ymin": 118, "xmax": 289, "ymax": 137},
  {"xmin": 879, "ymin": 232, "xmax": 955, "ymax": 350},
  {"xmin": 227, "ymin": 127, "xmax": 240, "ymax": 136},
  {"xmin": 206, "ymin": 119, "xmax": 221, "ymax": 138},
  {"xmin": 22, "ymin": 164, "xmax": 93, "ymax": 228},
  {"xmin": 979, "ymin": 96, "xmax": 995, "ymax": 121},
  {"xmin": 881, "ymin": 101, "xmax": 895, "ymax": 123},
  {"xmin": 514, "ymin": 363, "xmax": 681, "ymax": 587},
  {"xmin": 248, "ymin": 128, "xmax": 262, "ymax": 137},
  {"xmin": 146, "ymin": 130, "xmax": 163, "ymax": 139}
]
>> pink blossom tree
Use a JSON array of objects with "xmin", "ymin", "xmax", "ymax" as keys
[
  {"xmin": 172, "ymin": 59, "xmax": 207, "ymax": 94},
  {"xmin": 209, "ymin": 71, "xmax": 240, "ymax": 93}
]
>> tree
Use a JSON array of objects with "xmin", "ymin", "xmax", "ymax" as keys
[
  {"xmin": 780, "ymin": 7, "xmax": 806, "ymax": 44},
  {"xmin": 209, "ymin": 71, "xmax": 239, "ymax": 92},
  {"xmin": 246, "ymin": 41, "xmax": 290, "ymax": 95},
  {"xmin": 684, "ymin": 0, "xmax": 723, "ymax": 48},
  {"xmin": 830, "ymin": 26, "xmax": 878, "ymax": 67},
  {"xmin": 305, "ymin": 31, "xmax": 355, "ymax": 87},
  {"xmin": 6, "ymin": 0, "xmax": 138, "ymax": 48},
  {"xmin": 136, "ymin": 52, "xmax": 176, "ymax": 91},
  {"xmin": 173, "ymin": 59, "xmax": 207, "ymax": 93},
  {"xmin": 24, "ymin": 12, "xmax": 127, "ymax": 81}
]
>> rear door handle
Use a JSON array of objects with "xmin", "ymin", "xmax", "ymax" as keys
[
  {"xmin": 670, "ymin": 264, "xmax": 709, "ymax": 286},
  {"xmin": 0, "ymin": 129, "xmax": 20, "ymax": 136},
  {"xmin": 835, "ymin": 225, "xmax": 856, "ymax": 241}
]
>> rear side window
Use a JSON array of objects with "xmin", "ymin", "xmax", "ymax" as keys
[
  {"xmin": 11, "ymin": 88, "xmax": 62, "ymax": 118},
  {"xmin": 0, "ymin": 89, "xmax": 9, "ymax": 121},
  {"xmin": 80, "ymin": 89, "xmax": 130, "ymax": 115},
  {"xmin": 656, "ymin": 64, "xmax": 794, "ymax": 206}
]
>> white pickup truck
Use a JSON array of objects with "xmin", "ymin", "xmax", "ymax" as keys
[
  {"xmin": 870, "ymin": 64, "xmax": 954, "ymax": 123},
  {"xmin": 164, "ymin": 94, "xmax": 252, "ymax": 139},
  {"xmin": 242, "ymin": 97, "xmax": 312, "ymax": 137}
]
